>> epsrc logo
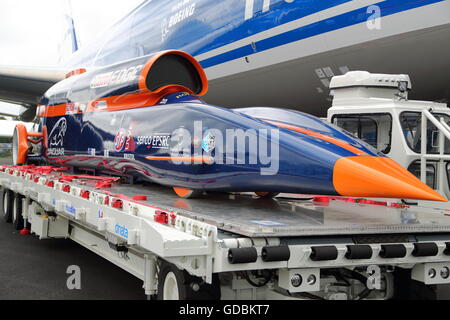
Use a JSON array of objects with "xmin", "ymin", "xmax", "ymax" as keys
[{"xmin": 136, "ymin": 135, "xmax": 171, "ymax": 149}]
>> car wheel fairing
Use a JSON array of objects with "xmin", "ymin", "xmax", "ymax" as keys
[{"xmin": 173, "ymin": 187, "xmax": 203, "ymax": 199}]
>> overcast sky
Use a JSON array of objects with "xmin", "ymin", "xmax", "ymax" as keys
[
  {"xmin": 0, "ymin": 0, "xmax": 144, "ymax": 115},
  {"xmin": 0, "ymin": 0, "xmax": 144, "ymax": 66}
]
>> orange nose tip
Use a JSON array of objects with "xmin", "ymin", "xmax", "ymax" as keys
[{"xmin": 333, "ymin": 156, "xmax": 447, "ymax": 202}]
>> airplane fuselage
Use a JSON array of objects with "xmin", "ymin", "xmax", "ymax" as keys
[{"xmin": 66, "ymin": 0, "xmax": 450, "ymax": 115}]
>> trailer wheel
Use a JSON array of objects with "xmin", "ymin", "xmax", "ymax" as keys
[
  {"xmin": 12, "ymin": 193, "xmax": 25, "ymax": 230},
  {"xmin": 255, "ymin": 192, "xmax": 280, "ymax": 198},
  {"xmin": 0, "ymin": 188, "xmax": 14, "ymax": 223},
  {"xmin": 157, "ymin": 261, "xmax": 220, "ymax": 300}
]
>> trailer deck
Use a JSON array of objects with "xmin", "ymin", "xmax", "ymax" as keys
[
  {"xmin": 8, "ymin": 166, "xmax": 450, "ymax": 238},
  {"xmin": 116, "ymin": 185, "xmax": 450, "ymax": 238}
]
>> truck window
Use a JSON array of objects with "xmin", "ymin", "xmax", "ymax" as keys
[
  {"xmin": 446, "ymin": 163, "xmax": 450, "ymax": 191},
  {"xmin": 400, "ymin": 112, "xmax": 450, "ymax": 154},
  {"xmin": 332, "ymin": 113, "xmax": 392, "ymax": 154},
  {"xmin": 408, "ymin": 161, "xmax": 436, "ymax": 189}
]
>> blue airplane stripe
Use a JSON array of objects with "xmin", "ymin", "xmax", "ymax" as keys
[
  {"xmin": 199, "ymin": 0, "xmax": 443, "ymax": 69},
  {"xmin": 192, "ymin": 0, "xmax": 353, "ymax": 57}
]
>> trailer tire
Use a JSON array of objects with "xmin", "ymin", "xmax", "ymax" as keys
[
  {"xmin": 12, "ymin": 193, "xmax": 25, "ymax": 230},
  {"xmin": 0, "ymin": 188, "xmax": 14, "ymax": 223},
  {"xmin": 157, "ymin": 261, "xmax": 220, "ymax": 300}
]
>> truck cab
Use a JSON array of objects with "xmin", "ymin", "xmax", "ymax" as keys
[{"xmin": 327, "ymin": 71, "xmax": 450, "ymax": 202}]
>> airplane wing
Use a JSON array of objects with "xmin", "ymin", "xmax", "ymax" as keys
[{"xmin": 0, "ymin": 66, "xmax": 68, "ymax": 121}]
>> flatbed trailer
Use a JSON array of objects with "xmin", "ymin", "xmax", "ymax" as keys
[{"xmin": 2, "ymin": 165, "xmax": 450, "ymax": 300}]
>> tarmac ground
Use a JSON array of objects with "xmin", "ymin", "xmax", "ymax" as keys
[{"xmin": 0, "ymin": 217, "xmax": 146, "ymax": 300}]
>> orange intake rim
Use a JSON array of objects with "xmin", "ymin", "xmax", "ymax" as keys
[{"xmin": 13, "ymin": 124, "xmax": 29, "ymax": 165}]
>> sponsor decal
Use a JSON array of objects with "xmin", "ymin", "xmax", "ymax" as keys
[
  {"xmin": 48, "ymin": 148, "xmax": 65, "ymax": 156},
  {"xmin": 49, "ymin": 118, "xmax": 67, "ymax": 147},
  {"xmin": 65, "ymin": 205, "xmax": 76, "ymax": 217},
  {"xmin": 245, "ymin": 0, "xmax": 297, "ymax": 21},
  {"xmin": 169, "ymin": 121, "xmax": 280, "ymax": 175},
  {"xmin": 162, "ymin": 0, "xmax": 196, "ymax": 41},
  {"xmin": 66, "ymin": 103, "xmax": 78, "ymax": 115},
  {"xmin": 124, "ymin": 154, "xmax": 135, "ymax": 160},
  {"xmin": 90, "ymin": 65, "xmax": 143, "ymax": 89},
  {"xmin": 175, "ymin": 92, "xmax": 189, "ymax": 99},
  {"xmin": 202, "ymin": 133, "xmax": 215, "ymax": 153},
  {"xmin": 115, "ymin": 224, "xmax": 129, "ymax": 239},
  {"xmin": 136, "ymin": 134, "xmax": 171, "ymax": 150},
  {"xmin": 92, "ymin": 100, "xmax": 108, "ymax": 110},
  {"xmin": 114, "ymin": 129, "xmax": 127, "ymax": 152},
  {"xmin": 88, "ymin": 148, "xmax": 96, "ymax": 156},
  {"xmin": 48, "ymin": 118, "xmax": 67, "ymax": 156},
  {"xmin": 114, "ymin": 129, "xmax": 136, "ymax": 152}
]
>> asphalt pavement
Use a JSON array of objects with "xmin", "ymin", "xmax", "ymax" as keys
[{"xmin": 0, "ymin": 218, "xmax": 146, "ymax": 300}]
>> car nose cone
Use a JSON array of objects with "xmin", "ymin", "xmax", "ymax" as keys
[{"xmin": 333, "ymin": 156, "xmax": 447, "ymax": 202}]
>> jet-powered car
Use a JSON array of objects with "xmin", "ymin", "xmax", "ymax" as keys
[{"xmin": 12, "ymin": 50, "xmax": 446, "ymax": 201}]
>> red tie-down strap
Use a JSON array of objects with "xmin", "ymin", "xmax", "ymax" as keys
[
  {"xmin": 58, "ymin": 174, "xmax": 120, "ymax": 188},
  {"xmin": 2, "ymin": 165, "xmax": 69, "ymax": 176}
]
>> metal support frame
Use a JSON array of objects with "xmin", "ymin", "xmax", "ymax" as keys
[{"xmin": 420, "ymin": 110, "xmax": 450, "ymax": 196}]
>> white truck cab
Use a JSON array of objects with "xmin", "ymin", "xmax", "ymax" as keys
[{"xmin": 327, "ymin": 71, "xmax": 450, "ymax": 203}]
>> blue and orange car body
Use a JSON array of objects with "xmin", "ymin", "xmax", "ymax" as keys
[{"xmin": 15, "ymin": 50, "xmax": 445, "ymax": 201}]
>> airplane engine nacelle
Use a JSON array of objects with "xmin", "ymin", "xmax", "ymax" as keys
[{"xmin": 40, "ymin": 50, "xmax": 209, "ymax": 115}]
